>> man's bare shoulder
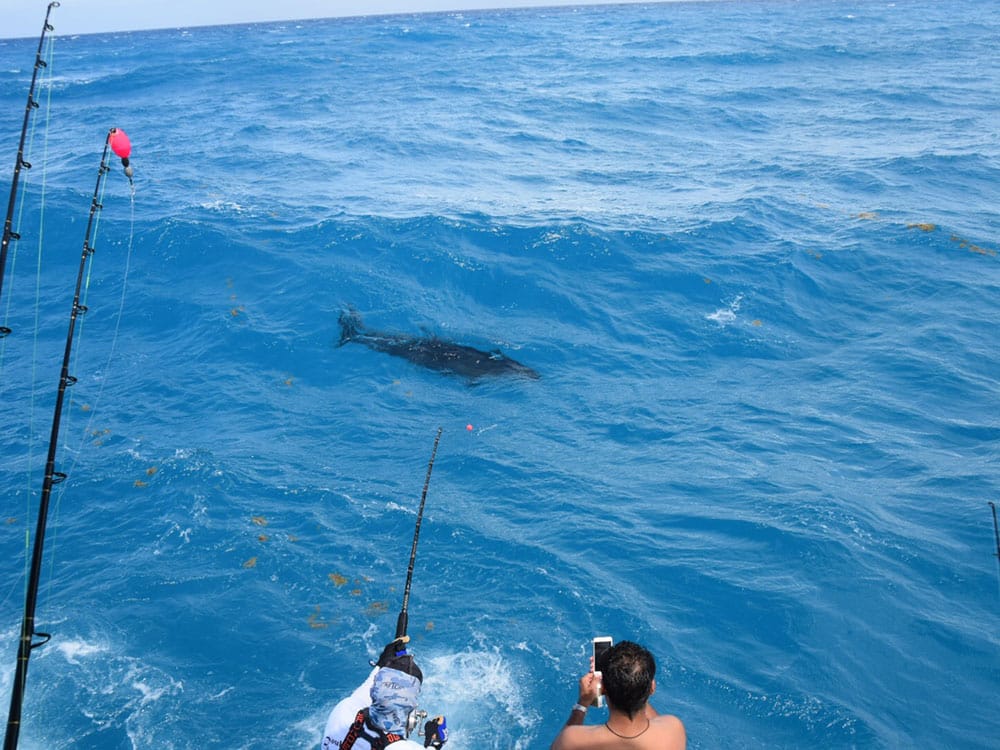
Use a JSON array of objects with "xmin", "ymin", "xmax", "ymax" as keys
[
  {"xmin": 552, "ymin": 717, "xmax": 686, "ymax": 750},
  {"xmin": 650, "ymin": 713, "xmax": 687, "ymax": 749}
]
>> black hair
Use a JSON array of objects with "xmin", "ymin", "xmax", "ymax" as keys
[{"xmin": 597, "ymin": 641, "xmax": 656, "ymax": 718}]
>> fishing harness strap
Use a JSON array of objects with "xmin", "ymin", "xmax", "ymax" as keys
[{"xmin": 340, "ymin": 708, "xmax": 404, "ymax": 750}]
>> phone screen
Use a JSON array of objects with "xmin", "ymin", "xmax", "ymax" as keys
[
  {"xmin": 592, "ymin": 637, "xmax": 613, "ymax": 707},
  {"xmin": 593, "ymin": 637, "xmax": 612, "ymax": 667}
]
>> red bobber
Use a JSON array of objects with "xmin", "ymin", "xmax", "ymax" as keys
[{"xmin": 109, "ymin": 128, "xmax": 131, "ymax": 159}]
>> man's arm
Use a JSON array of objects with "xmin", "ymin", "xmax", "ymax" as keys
[
  {"xmin": 549, "ymin": 671, "xmax": 600, "ymax": 750},
  {"xmin": 337, "ymin": 665, "xmax": 380, "ymax": 716},
  {"xmin": 322, "ymin": 666, "xmax": 380, "ymax": 748}
]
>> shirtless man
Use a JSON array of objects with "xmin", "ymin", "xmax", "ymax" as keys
[{"xmin": 550, "ymin": 641, "xmax": 686, "ymax": 750}]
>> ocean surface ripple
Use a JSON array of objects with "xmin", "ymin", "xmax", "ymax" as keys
[{"xmin": 0, "ymin": 2, "xmax": 998, "ymax": 748}]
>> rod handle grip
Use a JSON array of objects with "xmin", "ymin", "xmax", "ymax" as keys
[{"xmin": 395, "ymin": 611, "xmax": 408, "ymax": 640}]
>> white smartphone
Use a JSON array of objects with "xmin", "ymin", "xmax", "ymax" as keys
[{"xmin": 592, "ymin": 636, "xmax": 613, "ymax": 707}]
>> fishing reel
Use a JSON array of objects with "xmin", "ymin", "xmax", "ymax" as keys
[
  {"xmin": 405, "ymin": 708, "xmax": 427, "ymax": 738},
  {"xmin": 407, "ymin": 710, "xmax": 447, "ymax": 748}
]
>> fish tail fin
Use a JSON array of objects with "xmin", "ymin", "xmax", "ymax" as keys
[{"xmin": 338, "ymin": 308, "xmax": 363, "ymax": 346}]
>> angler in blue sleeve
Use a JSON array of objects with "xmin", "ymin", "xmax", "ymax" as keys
[{"xmin": 321, "ymin": 636, "xmax": 447, "ymax": 750}]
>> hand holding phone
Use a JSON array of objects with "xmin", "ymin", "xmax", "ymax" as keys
[{"xmin": 591, "ymin": 636, "xmax": 612, "ymax": 707}]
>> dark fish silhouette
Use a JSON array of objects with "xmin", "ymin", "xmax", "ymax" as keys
[{"xmin": 338, "ymin": 310, "xmax": 539, "ymax": 381}]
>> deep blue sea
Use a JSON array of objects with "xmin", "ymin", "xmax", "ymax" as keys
[{"xmin": 1, "ymin": 1, "xmax": 998, "ymax": 748}]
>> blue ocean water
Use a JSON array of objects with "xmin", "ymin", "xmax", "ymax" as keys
[{"xmin": 0, "ymin": 1, "xmax": 998, "ymax": 748}]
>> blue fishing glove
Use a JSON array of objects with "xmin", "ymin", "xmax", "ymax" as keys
[{"xmin": 424, "ymin": 716, "xmax": 447, "ymax": 748}]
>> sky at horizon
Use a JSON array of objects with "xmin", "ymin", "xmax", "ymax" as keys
[{"xmin": 2, "ymin": 0, "xmax": 681, "ymax": 40}]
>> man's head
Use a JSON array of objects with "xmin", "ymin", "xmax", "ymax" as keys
[
  {"xmin": 369, "ymin": 654, "xmax": 423, "ymax": 734},
  {"xmin": 596, "ymin": 641, "xmax": 656, "ymax": 718}
]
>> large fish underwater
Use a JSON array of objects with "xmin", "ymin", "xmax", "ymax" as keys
[{"xmin": 337, "ymin": 310, "xmax": 539, "ymax": 381}]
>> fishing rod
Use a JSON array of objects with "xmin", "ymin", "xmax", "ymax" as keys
[
  {"xmin": 395, "ymin": 427, "xmax": 444, "ymax": 640},
  {"xmin": 0, "ymin": 2, "xmax": 60, "ymax": 338},
  {"xmin": 3, "ymin": 127, "xmax": 132, "ymax": 750}
]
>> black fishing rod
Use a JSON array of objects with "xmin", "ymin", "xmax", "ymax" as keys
[
  {"xmin": 3, "ymin": 128, "xmax": 128, "ymax": 750},
  {"xmin": 395, "ymin": 427, "xmax": 444, "ymax": 640},
  {"xmin": 0, "ymin": 2, "xmax": 60, "ymax": 338}
]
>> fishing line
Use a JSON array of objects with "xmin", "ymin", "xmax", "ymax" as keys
[
  {"xmin": 44, "ymin": 177, "xmax": 137, "ymax": 604},
  {"xmin": 3, "ymin": 127, "xmax": 132, "ymax": 750},
  {"xmin": 65, "ymin": 188, "xmax": 136, "ymax": 450},
  {"xmin": 0, "ymin": 1, "xmax": 58, "ymax": 626},
  {"xmin": 24, "ymin": 51, "xmax": 56, "ymax": 594},
  {"xmin": 2, "ymin": 30, "xmax": 53, "ymax": 347},
  {"xmin": 0, "ymin": 1, "xmax": 59, "ymax": 341},
  {"xmin": 56, "ymin": 130, "xmax": 136, "ymax": 458},
  {"xmin": 1, "ymin": 21, "xmax": 56, "ymax": 380},
  {"xmin": 395, "ymin": 426, "xmax": 444, "ymax": 640}
]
